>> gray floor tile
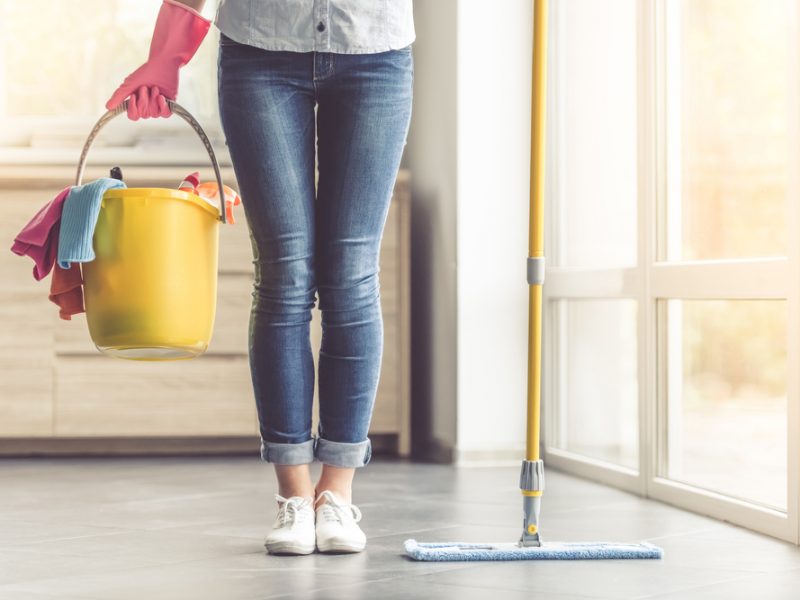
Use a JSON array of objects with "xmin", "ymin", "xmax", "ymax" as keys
[
  {"xmin": 408, "ymin": 557, "xmax": 747, "ymax": 599},
  {"xmin": 1, "ymin": 456, "xmax": 798, "ymax": 600},
  {"xmin": 0, "ymin": 548, "xmax": 147, "ymax": 586},
  {"xmin": 532, "ymin": 497, "xmax": 727, "ymax": 542},
  {"xmin": 269, "ymin": 576, "xmax": 602, "ymax": 600},
  {"xmin": 0, "ymin": 592, "xmax": 94, "ymax": 600},
  {"xmin": 0, "ymin": 520, "xmax": 128, "ymax": 549},
  {"xmin": 642, "ymin": 527, "xmax": 800, "ymax": 574},
  {"xmin": 1, "ymin": 555, "xmax": 360, "ymax": 600},
  {"xmin": 640, "ymin": 567, "xmax": 800, "ymax": 600},
  {"xmin": 9, "ymin": 529, "xmax": 258, "ymax": 567}
]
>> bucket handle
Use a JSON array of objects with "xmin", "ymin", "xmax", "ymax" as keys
[{"xmin": 75, "ymin": 99, "xmax": 227, "ymax": 224}]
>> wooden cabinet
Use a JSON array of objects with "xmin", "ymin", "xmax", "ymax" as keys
[{"xmin": 0, "ymin": 165, "xmax": 410, "ymax": 457}]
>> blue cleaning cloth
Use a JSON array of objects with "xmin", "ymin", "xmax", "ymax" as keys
[
  {"xmin": 57, "ymin": 178, "xmax": 126, "ymax": 269},
  {"xmin": 403, "ymin": 539, "xmax": 663, "ymax": 561}
]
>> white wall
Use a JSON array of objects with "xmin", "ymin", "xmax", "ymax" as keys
[
  {"xmin": 455, "ymin": 1, "xmax": 533, "ymax": 464},
  {"xmin": 407, "ymin": 1, "xmax": 534, "ymax": 465},
  {"xmin": 405, "ymin": 0, "xmax": 459, "ymax": 462}
]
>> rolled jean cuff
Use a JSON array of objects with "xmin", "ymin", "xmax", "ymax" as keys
[
  {"xmin": 260, "ymin": 438, "xmax": 316, "ymax": 465},
  {"xmin": 314, "ymin": 435, "xmax": 372, "ymax": 468}
]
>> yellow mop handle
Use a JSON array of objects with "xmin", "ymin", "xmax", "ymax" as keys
[{"xmin": 526, "ymin": 0, "xmax": 547, "ymax": 463}]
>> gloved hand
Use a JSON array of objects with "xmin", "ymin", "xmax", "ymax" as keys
[{"xmin": 105, "ymin": 0, "xmax": 211, "ymax": 120}]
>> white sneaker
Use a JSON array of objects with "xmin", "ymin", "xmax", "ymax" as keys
[
  {"xmin": 314, "ymin": 490, "xmax": 367, "ymax": 553},
  {"xmin": 264, "ymin": 494, "xmax": 316, "ymax": 555}
]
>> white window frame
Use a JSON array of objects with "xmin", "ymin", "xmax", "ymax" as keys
[{"xmin": 542, "ymin": 0, "xmax": 800, "ymax": 544}]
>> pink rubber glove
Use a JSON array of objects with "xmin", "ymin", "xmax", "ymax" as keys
[{"xmin": 105, "ymin": 0, "xmax": 211, "ymax": 120}]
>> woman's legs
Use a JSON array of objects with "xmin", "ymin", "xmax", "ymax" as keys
[
  {"xmin": 313, "ymin": 48, "xmax": 414, "ymax": 504},
  {"xmin": 218, "ymin": 39, "xmax": 318, "ymax": 499},
  {"xmin": 219, "ymin": 37, "xmax": 413, "ymax": 507},
  {"xmin": 314, "ymin": 465, "xmax": 355, "ymax": 505},
  {"xmin": 276, "ymin": 464, "xmax": 315, "ymax": 501}
]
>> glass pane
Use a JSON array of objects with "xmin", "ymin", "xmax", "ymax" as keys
[
  {"xmin": 555, "ymin": 0, "xmax": 637, "ymax": 268},
  {"xmin": 0, "ymin": 1, "xmax": 220, "ymax": 126},
  {"xmin": 554, "ymin": 300, "xmax": 639, "ymax": 469},
  {"xmin": 665, "ymin": 0, "xmax": 790, "ymax": 260},
  {"xmin": 664, "ymin": 300, "xmax": 787, "ymax": 510}
]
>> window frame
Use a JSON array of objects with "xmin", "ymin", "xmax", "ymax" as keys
[{"xmin": 541, "ymin": 0, "xmax": 800, "ymax": 544}]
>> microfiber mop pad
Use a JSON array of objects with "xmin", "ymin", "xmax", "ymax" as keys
[{"xmin": 404, "ymin": 539, "xmax": 663, "ymax": 561}]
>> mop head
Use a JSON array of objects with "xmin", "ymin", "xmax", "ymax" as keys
[{"xmin": 403, "ymin": 539, "xmax": 663, "ymax": 561}]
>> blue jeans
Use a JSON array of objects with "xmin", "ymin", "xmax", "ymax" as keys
[{"xmin": 217, "ymin": 33, "xmax": 413, "ymax": 468}]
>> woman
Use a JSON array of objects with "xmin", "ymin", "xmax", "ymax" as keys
[{"xmin": 106, "ymin": 0, "xmax": 414, "ymax": 556}]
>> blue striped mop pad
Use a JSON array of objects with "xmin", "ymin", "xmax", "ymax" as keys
[
  {"xmin": 57, "ymin": 177, "xmax": 126, "ymax": 269},
  {"xmin": 404, "ymin": 539, "xmax": 663, "ymax": 561}
]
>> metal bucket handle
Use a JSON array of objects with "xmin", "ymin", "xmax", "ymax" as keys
[{"xmin": 75, "ymin": 99, "xmax": 227, "ymax": 224}]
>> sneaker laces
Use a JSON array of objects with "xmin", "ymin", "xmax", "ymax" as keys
[
  {"xmin": 315, "ymin": 490, "xmax": 362, "ymax": 524},
  {"xmin": 274, "ymin": 494, "xmax": 313, "ymax": 528}
]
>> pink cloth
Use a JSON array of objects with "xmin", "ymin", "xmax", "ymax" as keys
[
  {"xmin": 10, "ymin": 186, "xmax": 72, "ymax": 281},
  {"xmin": 49, "ymin": 262, "xmax": 85, "ymax": 321}
]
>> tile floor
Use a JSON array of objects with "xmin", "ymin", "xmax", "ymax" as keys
[{"xmin": 1, "ymin": 456, "xmax": 799, "ymax": 599}]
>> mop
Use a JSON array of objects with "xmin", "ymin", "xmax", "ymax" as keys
[{"xmin": 404, "ymin": 0, "xmax": 663, "ymax": 562}]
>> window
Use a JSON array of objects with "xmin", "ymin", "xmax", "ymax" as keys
[
  {"xmin": 552, "ymin": 299, "xmax": 639, "ymax": 470},
  {"xmin": 0, "ymin": 0, "xmax": 225, "ymax": 163},
  {"xmin": 665, "ymin": 0, "xmax": 789, "ymax": 261},
  {"xmin": 544, "ymin": 0, "xmax": 799, "ymax": 543},
  {"xmin": 545, "ymin": 0, "xmax": 640, "ymax": 476},
  {"xmin": 663, "ymin": 299, "xmax": 787, "ymax": 510},
  {"xmin": 552, "ymin": 0, "xmax": 638, "ymax": 269}
]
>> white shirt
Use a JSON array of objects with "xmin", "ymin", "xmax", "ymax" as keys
[{"xmin": 214, "ymin": 0, "xmax": 415, "ymax": 54}]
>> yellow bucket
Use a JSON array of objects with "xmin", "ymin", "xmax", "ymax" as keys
[{"xmin": 75, "ymin": 100, "xmax": 229, "ymax": 361}]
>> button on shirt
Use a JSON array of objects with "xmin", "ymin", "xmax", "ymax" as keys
[{"xmin": 214, "ymin": 0, "xmax": 415, "ymax": 54}]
